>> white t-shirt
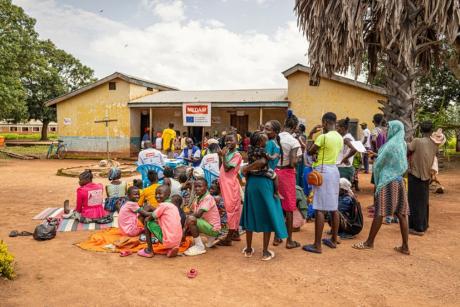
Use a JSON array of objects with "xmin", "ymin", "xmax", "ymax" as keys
[
  {"xmin": 277, "ymin": 131, "xmax": 301, "ymax": 167},
  {"xmin": 200, "ymin": 153, "xmax": 220, "ymax": 175},
  {"xmin": 155, "ymin": 137, "xmax": 162, "ymax": 150},
  {"xmin": 138, "ymin": 148, "xmax": 164, "ymax": 166},
  {"xmin": 361, "ymin": 128, "xmax": 371, "ymax": 148},
  {"xmin": 337, "ymin": 133, "xmax": 356, "ymax": 167},
  {"xmin": 169, "ymin": 178, "xmax": 182, "ymax": 196}
]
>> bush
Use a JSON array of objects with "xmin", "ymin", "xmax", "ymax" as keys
[
  {"xmin": 0, "ymin": 241, "xmax": 15, "ymax": 280},
  {"xmin": 0, "ymin": 133, "xmax": 57, "ymax": 140}
]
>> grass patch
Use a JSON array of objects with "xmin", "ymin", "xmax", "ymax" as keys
[
  {"xmin": 0, "ymin": 145, "xmax": 49, "ymax": 158},
  {"xmin": 0, "ymin": 133, "xmax": 57, "ymax": 141}
]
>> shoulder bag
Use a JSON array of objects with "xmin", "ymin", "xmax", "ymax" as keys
[{"xmin": 307, "ymin": 135, "xmax": 326, "ymax": 186}]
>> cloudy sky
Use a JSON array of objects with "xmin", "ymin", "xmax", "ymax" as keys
[{"xmin": 14, "ymin": 0, "xmax": 309, "ymax": 90}]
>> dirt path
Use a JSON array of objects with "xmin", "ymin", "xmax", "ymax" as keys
[{"xmin": 0, "ymin": 160, "xmax": 459, "ymax": 306}]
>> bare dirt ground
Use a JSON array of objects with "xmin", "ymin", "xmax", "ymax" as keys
[{"xmin": 0, "ymin": 159, "xmax": 459, "ymax": 306}]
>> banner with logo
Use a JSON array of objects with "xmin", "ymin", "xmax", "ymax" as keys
[{"xmin": 182, "ymin": 103, "xmax": 211, "ymax": 126}]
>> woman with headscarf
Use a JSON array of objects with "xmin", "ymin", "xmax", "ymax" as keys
[
  {"xmin": 353, "ymin": 120, "xmax": 410, "ymax": 255},
  {"xmin": 104, "ymin": 167, "xmax": 128, "ymax": 212}
]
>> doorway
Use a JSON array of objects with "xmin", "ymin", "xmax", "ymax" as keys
[
  {"xmin": 230, "ymin": 114, "xmax": 249, "ymax": 135},
  {"xmin": 188, "ymin": 126, "xmax": 203, "ymax": 146},
  {"xmin": 140, "ymin": 112, "xmax": 150, "ymax": 141}
]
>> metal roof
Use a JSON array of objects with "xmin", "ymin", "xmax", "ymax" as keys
[
  {"xmin": 128, "ymin": 88, "xmax": 289, "ymax": 108},
  {"xmin": 282, "ymin": 64, "xmax": 387, "ymax": 96},
  {"xmin": 45, "ymin": 72, "xmax": 178, "ymax": 106}
]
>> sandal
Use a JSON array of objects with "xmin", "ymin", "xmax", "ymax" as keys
[
  {"xmin": 272, "ymin": 238, "xmax": 283, "ymax": 246},
  {"xmin": 322, "ymin": 238, "xmax": 337, "ymax": 249},
  {"xmin": 241, "ymin": 247, "xmax": 255, "ymax": 258},
  {"xmin": 352, "ymin": 241, "xmax": 373, "ymax": 250},
  {"xmin": 187, "ymin": 268, "xmax": 198, "ymax": 278},
  {"xmin": 166, "ymin": 247, "xmax": 179, "ymax": 258},
  {"xmin": 19, "ymin": 231, "xmax": 33, "ymax": 236},
  {"xmin": 286, "ymin": 240, "xmax": 301, "ymax": 249},
  {"xmin": 119, "ymin": 250, "xmax": 132, "ymax": 257},
  {"xmin": 137, "ymin": 248, "xmax": 154, "ymax": 258},
  {"xmin": 302, "ymin": 244, "xmax": 322, "ymax": 254},
  {"xmin": 394, "ymin": 246, "xmax": 410, "ymax": 255},
  {"xmin": 261, "ymin": 250, "xmax": 275, "ymax": 261},
  {"xmin": 8, "ymin": 230, "xmax": 19, "ymax": 238}
]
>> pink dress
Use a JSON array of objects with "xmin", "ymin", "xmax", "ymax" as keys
[
  {"xmin": 76, "ymin": 182, "xmax": 107, "ymax": 219},
  {"xmin": 154, "ymin": 203, "xmax": 183, "ymax": 249},
  {"xmin": 118, "ymin": 201, "xmax": 144, "ymax": 237},
  {"xmin": 219, "ymin": 151, "xmax": 242, "ymax": 230}
]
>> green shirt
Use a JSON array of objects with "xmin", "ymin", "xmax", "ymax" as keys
[{"xmin": 312, "ymin": 131, "xmax": 343, "ymax": 167}]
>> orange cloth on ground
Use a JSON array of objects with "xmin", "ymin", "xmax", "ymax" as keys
[{"xmin": 75, "ymin": 227, "xmax": 192, "ymax": 255}]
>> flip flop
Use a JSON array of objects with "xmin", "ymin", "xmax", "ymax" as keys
[
  {"xmin": 137, "ymin": 249, "xmax": 154, "ymax": 258},
  {"xmin": 322, "ymin": 238, "xmax": 337, "ymax": 249},
  {"xmin": 302, "ymin": 244, "xmax": 322, "ymax": 254},
  {"xmin": 241, "ymin": 247, "xmax": 254, "ymax": 258},
  {"xmin": 272, "ymin": 238, "xmax": 283, "ymax": 246},
  {"xmin": 286, "ymin": 241, "xmax": 301, "ymax": 249},
  {"xmin": 261, "ymin": 250, "xmax": 275, "ymax": 261},
  {"xmin": 166, "ymin": 247, "xmax": 179, "ymax": 258},
  {"xmin": 394, "ymin": 246, "xmax": 410, "ymax": 255},
  {"xmin": 8, "ymin": 230, "xmax": 19, "ymax": 238},
  {"xmin": 352, "ymin": 241, "xmax": 373, "ymax": 250},
  {"xmin": 187, "ymin": 268, "xmax": 198, "ymax": 278},
  {"xmin": 119, "ymin": 250, "xmax": 132, "ymax": 257}
]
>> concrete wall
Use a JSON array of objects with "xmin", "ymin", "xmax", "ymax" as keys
[
  {"xmin": 287, "ymin": 71, "xmax": 385, "ymax": 133},
  {"xmin": 56, "ymin": 79, "xmax": 156, "ymax": 156}
]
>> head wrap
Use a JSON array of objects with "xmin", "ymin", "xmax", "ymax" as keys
[
  {"xmin": 430, "ymin": 128, "xmax": 446, "ymax": 146},
  {"xmin": 373, "ymin": 120, "xmax": 408, "ymax": 195},
  {"xmin": 207, "ymin": 138, "xmax": 219, "ymax": 145},
  {"xmin": 339, "ymin": 178, "xmax": 353, "ymax": 196},
  {"xmin": 108, "ymin": 167, "xmax": 121, "ymax": 181}
]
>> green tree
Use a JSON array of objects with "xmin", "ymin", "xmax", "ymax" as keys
[
  {"xmin": 23, "ymin": 40, "xmax": 96, "ymax": 140},
  {"xmin": 0, "ymin": 0, "xmax": 37, "ymax": 121}
]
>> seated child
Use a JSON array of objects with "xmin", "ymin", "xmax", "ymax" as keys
[
  {"xmin": 183, "ymin": 178, "xmax": 222, "ymax": 256},
  {"xmin": 209, "ymin": 179, "xmax": 227, "ymax": 229},
  {"xmin": 64, "ymin": 170, "xmax": 108, "ymax": 223},
  {"xmin": 104, "ymin": 167, "xmax": 127, "ymax": 212},
  {"xmin": 247, "ymin": 131, "xmax": 280, "ymax": 198},
  {"xmin": 163, "ymin": 166, "xmax": 182, "ymax": 196},
  {"xmin": 178, "ymin": 172, "xmax": 192, "ymax": 209},
  {"xmin": 118, "ymin": 186, "xmax": 144, "ymax": 237},
  {"xmin": 171, "ymin": 194, "xmax": 186, "ymax": 228},
  {"xmin": 138, "ymin": 170, "xmax": 160, "ymax": 208},
  {"xmin": 137, "ymin": 185, "xmax": 183, "ymax": 258}
]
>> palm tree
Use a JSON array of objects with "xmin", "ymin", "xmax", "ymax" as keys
[{"xmin": 295, "ymin": 0, "xmax": 460, "ymax": 137}]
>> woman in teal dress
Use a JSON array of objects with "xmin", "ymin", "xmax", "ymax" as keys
[{"xmin": 240, "ymin": 120, "xmax": 287, "ymax": 261}]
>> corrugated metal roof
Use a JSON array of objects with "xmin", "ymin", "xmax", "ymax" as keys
[{"xmin": 129, "ymin": 88, "xmax": 288, "ymax": 104}]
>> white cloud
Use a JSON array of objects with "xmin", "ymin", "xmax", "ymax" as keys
[{"xmin": 13, "ymin": 0, "xmax": 308, "ymax": 90}]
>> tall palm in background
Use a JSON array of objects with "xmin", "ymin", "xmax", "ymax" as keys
[{"xmin": 295, "ymin": 0, "xmax": 460, "ymax": 137}]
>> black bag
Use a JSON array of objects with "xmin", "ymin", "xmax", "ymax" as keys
[
  {"xmin": 345, "ymin": 198, "xmax": 364, "ymax": 236},
  {"xmin": 33, "ymin": 217, "xmax": 59, "ymax": 241}
]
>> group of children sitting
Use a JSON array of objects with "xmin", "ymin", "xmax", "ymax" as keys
[{"xmin": 67, "ymin": 165, "xmax": 228, "ymax": 258}]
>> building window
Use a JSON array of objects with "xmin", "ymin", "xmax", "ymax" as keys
[
  {"xmin": 109, "ymin": 82, "xmax": 116, "ymax": 90},
  {"xmin": 32, "ymin": 127, "xmax": 40, "ymax": 132},
  {"xmin": 146, "ymin": 87, "xmax": 153, "ymax": 91},
  {"xmin": 22, "ymin": 127, "xmax": 29, "ymax": 132},
  {"xmin": 10, "ymin": 127, "xmax": 18, "ymax": 132},
  {"xmin": 49, "ymin": 127, "xmax": 57, "ymax": 132}
]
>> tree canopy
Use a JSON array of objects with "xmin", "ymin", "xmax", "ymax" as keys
[{"xmin": 0, "ymin": 0, "xmax": 96, "ymax": 139}]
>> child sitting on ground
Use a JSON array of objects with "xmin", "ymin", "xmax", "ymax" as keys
[
  {"xmin": 118, "ymin": 186, "xmax": 144, "ymax": 237},
  {"xmin": 209, "ymin": 179, "xmax": 227, "ymax": 230},
  {"xmin": 183, "ymin": 178, "xmax": 222, "ymax": 256},
  {"xmin": 247, "ymin": 131, "xmax": 281, "ymax": 199},
  {"xmin": 137, "ymin": 185, "xmax": 183, "ymax": 258},
  {"xmin": 138, "ymin": 170, "xmax": 160, "ymax": 208},
  {"xmin": 63, "ymin": 170, "xmax": 109, "ymax": 223},
  {"xmin": 104, "ymin": 167, "xmax": 128, "ymax": 212}
]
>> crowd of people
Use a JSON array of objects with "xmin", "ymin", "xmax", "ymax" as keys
[{"xmin": 63, "ymin": 111, "xmax": 446, "ymax": 260}]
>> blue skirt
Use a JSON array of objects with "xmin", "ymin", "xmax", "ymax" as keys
[{"xmin": 240, "ymin": 175, "xmax": 288, "ymax": 239}]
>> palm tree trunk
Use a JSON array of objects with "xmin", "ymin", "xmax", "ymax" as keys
[
  {"xmin": 41, "ymin": 120, "xmax": 49, "ymax": 141},
  {"xmin": 381, "ymin": 52, "xmax": 417, "ymax": 139}
]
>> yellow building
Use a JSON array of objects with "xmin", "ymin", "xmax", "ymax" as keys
[
  {"xmin": 46, "ymin": 65, "xmax": 386, "ymax": 158},
  {"xmin": 283, "ymin": 64, "xmax": 386, "ymax": 137}
]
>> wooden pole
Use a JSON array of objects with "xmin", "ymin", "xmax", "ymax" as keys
[
  {"xmin": 149, "ymin": 108, "xmax": 153, "ymax": 141},
  {"xmin": 259, "ymin": 107, "xmax": 263, "ymax": 126}
]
